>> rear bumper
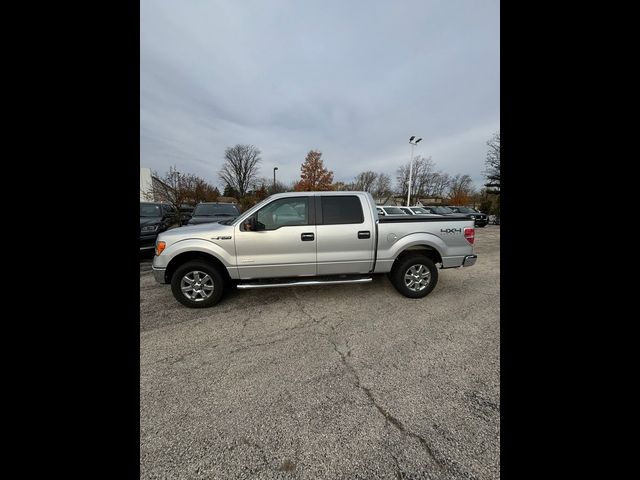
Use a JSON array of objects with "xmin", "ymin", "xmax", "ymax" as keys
[{"xmin": 463, "ymin": 255, "xmax": 477, "ymax": 267}]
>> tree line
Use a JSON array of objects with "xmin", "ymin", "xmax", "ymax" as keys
[{"xmin": 143, "ymin": 131, "xmax": 500, "ymax": 215}]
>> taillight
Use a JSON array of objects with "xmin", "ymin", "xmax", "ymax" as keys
[{"xmin": 464, "ymin": 227, "xmax": 475, "ymax": 245}]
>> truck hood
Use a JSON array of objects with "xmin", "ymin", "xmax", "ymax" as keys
[
  {"xmin": 188, "ymin": 214, "xmax": 238, "ymax": 225},
  {"xmin": 158, "ymin": 222, "xmax": 235, "ymax": 243}
]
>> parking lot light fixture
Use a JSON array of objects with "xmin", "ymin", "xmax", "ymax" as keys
[{"xmin": 407, "ymin": 136, "xmax": 422, "ymax": 206}]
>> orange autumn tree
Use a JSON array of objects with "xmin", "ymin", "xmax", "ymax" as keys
[{"xmin": 294, "ymin": 150, "xmax": 334, "ymax": 191}]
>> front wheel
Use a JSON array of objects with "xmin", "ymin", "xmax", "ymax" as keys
[
  {"xmin": 170, "ymin": 260, "xmax": 225, "ymax": 308},
  {"xmin": 390, "ymin": 255, "xmax": 438, "ymax": 299}
]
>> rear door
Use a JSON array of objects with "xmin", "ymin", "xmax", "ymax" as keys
[{"xmin": 316, "ymin": 195, "xmax": 374, "ymax": 275}]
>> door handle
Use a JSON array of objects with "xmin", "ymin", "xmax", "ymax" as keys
[
  {"xmin": 358, "ymin": 230, "xmax": 371, "ymax": 239},
  {"xmin": 301, "ymin": 232, "xmax": 315, "ymax": 241}
]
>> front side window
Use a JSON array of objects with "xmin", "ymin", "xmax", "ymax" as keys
[{"xmin": 254, "ymin": 197, "xmax": 309, "ymax": 230}]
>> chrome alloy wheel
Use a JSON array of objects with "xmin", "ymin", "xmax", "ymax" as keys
[
  {"xmin": 180, "ymin": 270, "xmax": 215, "ymax": 301},
  {"xmin": 404, "ymin": 264, "xmax": 431, "ymax": 292}
]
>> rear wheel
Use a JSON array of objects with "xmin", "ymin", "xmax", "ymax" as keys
[
  {"xmin": 390, "ymin": 255, "xmax": 438, "ymax": 299},
  {"xmin": 170, "ymin": 260, "xmax": 225, "ymax": 308}
]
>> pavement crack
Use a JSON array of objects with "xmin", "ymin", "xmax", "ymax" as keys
[
  {"xmin": 391, "ymin": 454, "xmax": 403, "ymax": 479},
  {"xmin": 328, "ymin": 336, "xmax": 446, "ymax": 473},
  {"xmin": 230, "ymin": 336, "xmax": 292, "ymax": 353}
]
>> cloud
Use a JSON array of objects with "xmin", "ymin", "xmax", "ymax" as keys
[{"xmin": 141, "ymin": 0, "xmax": 499, "ymax": 190}]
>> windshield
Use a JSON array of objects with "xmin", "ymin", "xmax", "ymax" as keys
[
  {"xmin": 454, "ymin": 207, "xmax": 476, "ymax": 213},
  {"xmin": 411, "ymin": 207, "xmax": 429, "ymax": 214},
  {"xmin": 140, "ymin": 204, "xmax": 162, "ymax": 217},
  {"xmin": 193, "ymin": 203, "xmax": 239, "ymax": 216},
  {"xmin": 428, "ymin": 206, "xmax": 451, "ymax": 214},
  {"xmin": 383, "ymin": 207, "xmax": 407, "ymax": 215}
]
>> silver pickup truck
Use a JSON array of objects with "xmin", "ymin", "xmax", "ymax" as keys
[{"xmin": 152, "ymin": 191, "xmax": 477, "ymax": 308}]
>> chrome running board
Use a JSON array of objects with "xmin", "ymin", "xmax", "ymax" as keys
[{"xmin": 237, "ymin": 277, "xmax": 372, "ymax": 290}]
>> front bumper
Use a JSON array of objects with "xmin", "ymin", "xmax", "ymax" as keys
[
  {"xmin": 152, "ymin": 266, "xmax": 167, "ymax": 284},
  {"xmin": 463, "ymin": 255, "xmax": 478, "ymax": 267}
]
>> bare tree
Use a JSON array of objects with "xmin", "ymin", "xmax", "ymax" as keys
[
  {"xmin": 396, "ymin": 156, "xmax": 436, "ymax": 199},
  {"xmin": 331, "ymin": 181, "xmax": 355, "ymax": 191},
  {"xmin": 430, "ymin": 171, "xmax": 451, "ymax": 198},
  {"xmin": 253, "ymin": 176, "xmax": 290, "ymax": 195},
  {"xmin": 372, "ymin": 173, "xmax": 392, "ymax": 200},
  {"xmin": 447, "ymin": 174, "xmax": 475, "ymax": 205},
  {"xmin": 270, "ymin": 180, "xmax": 290, "ymax": 194},
  {"xmin": 353, "ymin": 171, "xmax": 378, "ymax": 192},
  {"xmin": 484, "ymin": 132, "xmax": 500, "ymax": 195},
  {"xmin": 143, "ymin": 167, "xmax": 221, "ymax": 210},
  {"xmin": 142, "ymin": 166, "xmax": 190, "ymax": 222},
  {"xmin": 396, "ymin": 164, "xmax": 412, "ymax": 200},
  {"xmin": 218, "ymin": 144, "xmax": 262, "ymax": 200}
]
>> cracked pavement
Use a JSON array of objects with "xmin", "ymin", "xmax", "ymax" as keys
[{"xmin": 140, "ymin": 226, "xmax": 500, "ymax": 479}]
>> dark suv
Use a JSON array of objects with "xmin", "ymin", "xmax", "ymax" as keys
[
  {"xmin": 447, "ymin": 206, "xmax": 489, "ymax": 227},
  {"xmin": 420, "ymin": 206, "xmax": 459, "ymax": 216},
  {"xmin": 140, "ymin": 202, "xmax": 180, "ymax": 251},
  {"xmin": 187, "ymin": 202, "xmax": 241, "ymax": 225}
]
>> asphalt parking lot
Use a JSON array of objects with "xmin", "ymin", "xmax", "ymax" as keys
[{"xmin": 140, "ymin": 226, "xmax": 500, "ymax": 480}]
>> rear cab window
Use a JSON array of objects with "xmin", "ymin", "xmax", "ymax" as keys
[{"xmin": 320, "ymin": 196, "xmax": 364, "ymax": 224}]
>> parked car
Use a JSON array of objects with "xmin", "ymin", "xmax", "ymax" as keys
[
  {"xmin": 179, "ymin": 204, "xmax": 195, "ymax": 225},
  {"xmin": 140, "ymin": 202, "xmax": 180, "ymax": 251},
  {"xmin": 187, "ymin": 202, "xmax": 241, "ymax": 225},
  {"xmin": 447, "ymin": 206, "xmax": 489, "ymax": 227},
  {"xmin": 152, "ymin": 192, "xmax": 477, "ymax": 308},
  {"xmin": 377, "ymin": 206, "xmax": 409, "ymax": 216},
  {"xmin": 398, "ymin": 206, "xmax": 442, "ymax": 216},
  {"xmin": 419, "ymin": 205, "xmax": 458, "ymax": 216}
]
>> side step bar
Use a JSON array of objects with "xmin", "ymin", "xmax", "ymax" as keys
[{"xmin": 237, "ymin": 277, "xmax": 372, "ymax": 290}]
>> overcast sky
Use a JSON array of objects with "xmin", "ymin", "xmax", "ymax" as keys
[{"xmin": 141, "ymin": 0, "xmax": 499, "ymax": 191}]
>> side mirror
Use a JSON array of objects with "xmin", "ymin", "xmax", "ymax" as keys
[
  {"xmin": 251, "ymin": 216, "xmax": 266, "ymax": 231},
  {"xmin": 244, "ymin": 216, "xmax": 266, "ymax": 231}
]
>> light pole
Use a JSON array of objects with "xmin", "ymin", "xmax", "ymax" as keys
[
  {"xmin": 406, "ymin": 136, "xmax": 422, "ymax": 206},
  {"xmin": 273, "ymin": 167, "xmax": 278, "ymax": 192}
]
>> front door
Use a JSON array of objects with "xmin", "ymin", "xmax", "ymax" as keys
[{"xmin": 234, "ymin": 196, "xmax": 316, "ymax": 279}]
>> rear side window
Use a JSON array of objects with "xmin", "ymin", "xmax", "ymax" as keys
[{"xmin": 321, "ymin": 196, "xmax": 364, "ymax": 224}]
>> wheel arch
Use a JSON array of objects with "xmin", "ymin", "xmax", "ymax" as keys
[
  {"xmin": 165, "ymin": 251, "xmax": 231, "ymax": 284},
  {"xmin": 394, "ymin": 244, "xmax": 443, "ymax": 269}
]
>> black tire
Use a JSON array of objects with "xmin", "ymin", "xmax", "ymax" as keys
[
  {"xmin": 170, "ymin": 260, "xmax": 225, "ymax": 308},
  {"xmin": 389, "ymin": 254, "xmax": 438, "ymax": 299}
]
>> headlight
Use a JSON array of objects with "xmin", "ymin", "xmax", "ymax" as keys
[
  {"xmin": 141, "ymin": 224, "xmax": 159, "ymax": 233},
  {"xmin": 155, "ymin": 241, "xmax": 166, "ymax": 256}
]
